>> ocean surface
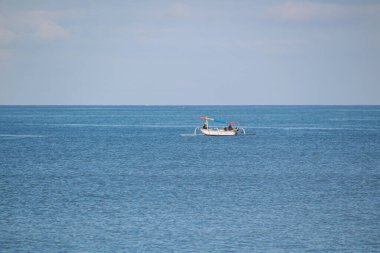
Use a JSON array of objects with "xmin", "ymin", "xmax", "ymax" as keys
[{"xmin": 0, "ymin": 105, "xmax": 379, "ymax": 252}]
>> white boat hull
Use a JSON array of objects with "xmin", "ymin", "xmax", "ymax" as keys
[{"xmin": 200, "ymin": 128, "xmax": 237, "ymax": 136}]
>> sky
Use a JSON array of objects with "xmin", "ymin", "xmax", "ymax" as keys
[{"xmin": 0, "ymin": 0, "xmax": 379, "ymax": 105}]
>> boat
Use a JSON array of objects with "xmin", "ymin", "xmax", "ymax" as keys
[{"xmin": 194, "ymin": 116, "xmax": 245, "ymax": 136}]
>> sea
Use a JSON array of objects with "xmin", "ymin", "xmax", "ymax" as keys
[{"xmin": 0, "ymin": 105, "xmax": 379, "ymax": 252}]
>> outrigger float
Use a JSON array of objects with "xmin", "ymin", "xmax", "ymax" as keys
[{"xmin": 193, "ymin": 116, "xmax": 247, "ymax": 136}]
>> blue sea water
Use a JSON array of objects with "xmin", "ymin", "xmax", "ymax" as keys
[{"xmin": 0, "ymin": 105, "xmax": 379, "ymax": 252}]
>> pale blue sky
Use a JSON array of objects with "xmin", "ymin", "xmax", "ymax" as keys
[{"xmin": 1, "ymin": 0, "xmax": 379, "ymax": 105}]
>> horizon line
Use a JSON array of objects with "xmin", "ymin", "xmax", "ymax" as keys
[{"xmin": 0, "ymin": 104, "xmax": 379, "ymax": 106}]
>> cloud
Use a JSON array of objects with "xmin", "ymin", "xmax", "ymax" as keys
[
  {"xmin": 0, "ymin": 49, "xmax": 11, "ymax": 64},
  {"xmin": 166, "ymin": 3, "xmax": 192, "ymax": 18},
  {"xmin": 0, "ymin": 10, "xmax": 70, "ymax": 43},
  {"xmin": 26, "ymin": 11, "xmax": 69, "ymax": 40},
  {"xmin": 0, "ymin": 26, "xmax": 16, "ymax": 44},
  {"xmin": 267, "ymin": 2, "xmax": 380, "ymax": 23},
  {"xmin": 236, "ymin": 38, "xmax": 307, "ymax": 54}
]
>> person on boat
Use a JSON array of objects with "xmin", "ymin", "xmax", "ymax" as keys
[
  {"xmin": 228, "ymin": 124, "xmax": 233, "ymax": 131},
  {"xmin": 203, "ymin": 123, "xmax": 208, "ymax": 129}
]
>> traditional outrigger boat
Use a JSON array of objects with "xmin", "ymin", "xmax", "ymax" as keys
[{"xmin": 194, "ymin": 116, "xmax": 246, "ymax": 136}]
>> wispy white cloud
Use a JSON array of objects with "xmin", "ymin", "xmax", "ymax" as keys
[
  {"xmin": 26, "ymin": 11, "xmax": 69, "ymax": 40},
  {"xmin": 236, "ymin": 38, "xmax": 307, "ymax": 54},
  {"xmin": 266, "ymin": 2, "xmax": 380, "ymax": 23},
  {"xmin": 0, "ymin": 25, "xmax": 16, "ymax": 43},
  {"xmin": 0, "ymin": 13, "xmax": 15, "ymax": 44},
  {"xmin": 0, "ymin": 10, "xmax": 70, "ymax": 43},
  {"xmin": 166, "ymin": 3, "xmax": 192, "ymax": 18},
  {"xmin": 0, "ymin": 49, "xmax": 11, "ymax": 64}
]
